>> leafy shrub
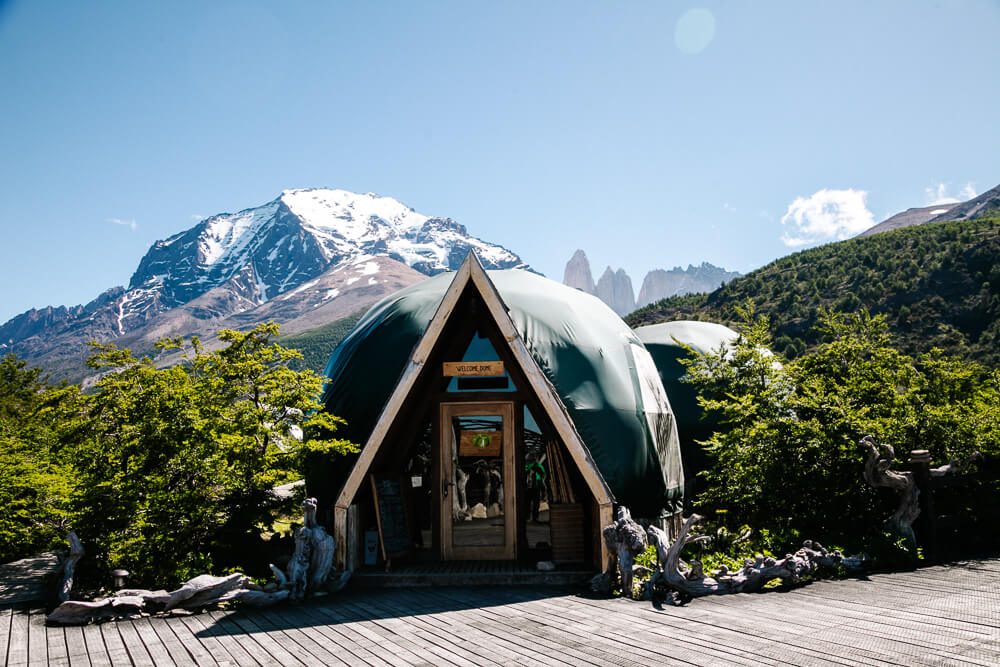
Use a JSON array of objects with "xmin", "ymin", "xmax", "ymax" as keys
[
  {"xmin": 681, "ymin": 302, "xmax": 1000, "ymax": 562},
  {"xmin": 69, "ymin": 323, "xmax": 358, "ymax": 587}
]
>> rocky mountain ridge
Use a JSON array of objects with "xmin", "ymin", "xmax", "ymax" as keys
[
  {"xmin": 2, "ymin": 188, "xmax": 528, "ymax": 380},
  {"xmin": 562, "ymin": 250, "xmax": 740, "ymax": 316},
  {"xmin": 857, "ymin": 183, "xmax": 1000, "ymax": 238}
]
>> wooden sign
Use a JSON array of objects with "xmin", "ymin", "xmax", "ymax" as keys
[
  {"xmin": 459, "ymin": 430, "xmax": 503, "ymax": 457},
  {"xmin": 443, "ymin": 361, "xmax": 505, "ymax": 377},
  {"xmin": 370, "ymin": 475, "xmax": 411, "ymax": 566}
]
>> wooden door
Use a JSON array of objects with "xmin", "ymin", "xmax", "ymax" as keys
[{"xmin": 440, "ymin": 401, "xmax": 516, "ymax": 560}]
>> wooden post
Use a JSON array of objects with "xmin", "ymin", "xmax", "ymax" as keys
[
  {"xmin": 346, "ymin": 504, "xmax": 360, "ymax": 572},
  {"xmin": 909, "ymin": 449, "xmax": 936, "ymax": 562},
  {"xmin": 334, "ymin": 505, "xmax": 348, "ymax": 570}
]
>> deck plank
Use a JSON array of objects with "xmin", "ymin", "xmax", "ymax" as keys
[
  {"xmin": 45, "ymin": 621, "xmax": 69, "ymax": 667},
  {"xmin": 81, "ymin": 623, "xmax": 112, "ymax": 667},
  {"xmin": 0, "ymin": 607, "xmax": 12, "ymax": 666},
  {"xmin": 63, "ymin": 624, "xmax": 91, "ymax": 667},
  {"xmin": 130, "ymin": 617, "xmax": 177, "ymax": 667},
  {"xmin": 27, "ymin": 607, "xmax": 50, "ymax": 667},
  {"xmin": 7, "ymin": 607, "xmax": 30, "ymax": 667},
  {"xmin": 116, "ymin": 618, "xmax": 157, "ymax": 667},
  {"xmin": 99, "ymin": 622, "xmax": 135, "ymax": 666}
]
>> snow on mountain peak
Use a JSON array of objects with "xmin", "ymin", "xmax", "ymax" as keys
[
  {"xmin": 280, "ymin": 188, "xmax": 428, "ymax": 240},
  {"xmin": 198, "ymin": 201, "xmax": 279, "ymax": 266}
]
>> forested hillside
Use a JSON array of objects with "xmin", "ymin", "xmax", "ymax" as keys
[
  {"xmin": 280, "ymin": 311, "xmax": 365, "ymax": 373},
  {"xmin": 627, "ymin": 216, "xmax": 1000, "ymax": 366}
]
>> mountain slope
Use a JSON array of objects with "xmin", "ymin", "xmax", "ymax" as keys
[
  {"xmin": 2, "ymin": 188, "xmax": 528, "ymax": 380},
  {"xmin": 627, "ymin": 216, "xmax": 1000, "ymax": 366},
  {"xmin": 858, "ymin": 183, "xmax": 1000, "ymax": 238}
]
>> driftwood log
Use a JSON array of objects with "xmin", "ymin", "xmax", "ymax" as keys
[
  {"xmin": 590, "ymin": 506, "xmax": 649, "ymax": 595},
  {"xmin": 47, "ymin": 497, "xmax": 349, "ymax": 625},
  {"xmin": 643, "ymin": 513, "xmax": 862, "ymax": 601},
  {"xmin": 861, "ymin": 436, "xmax": 920, "ymax": 544},
  {"xmin": 930, "ymin": 451, "xmax": 981, "ymax": 477},
  {"xmin": 56, "ymin": 531, "xmax": 85, "ymax": 603},
  {"xmin": 269, "ymin": 497, "xmax": 336, "ymax": 600}
]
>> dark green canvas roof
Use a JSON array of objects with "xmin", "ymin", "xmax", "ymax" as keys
[
  {"xmin": 634, "ymin": 321, "xmax": 738, "ymax": 430},
  {"xmin": 634, "ymin": 321, "xmax": 738, "ymax": 494},
  {"xmin": 320, "ymin": 269, "xmax": 684, "ymax": 517}
]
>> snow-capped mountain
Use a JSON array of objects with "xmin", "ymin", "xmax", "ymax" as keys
[
  {"xmin": 123, "ymin": 188, "xmax": 526, "ymax": 330},
  {"xmin": 1, "ymin": 188, "xmax": 528, "ymax": 380}
]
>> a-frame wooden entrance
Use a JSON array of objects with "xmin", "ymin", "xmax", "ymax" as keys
[{"xmin": 333, "ymin": 252, "xmax": 614, "ymax": 570}]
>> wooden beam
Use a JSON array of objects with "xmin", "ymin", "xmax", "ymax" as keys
[
  {"xmin": 334, "ymin": 259, "xmax": 473, "ymax": 512},
  {"xmin": 333, "ymin": 506, "xmax": 348, "ymax": 570},
  {"xmin": 467, "ymin": 259, "xmax": 615, "ymax": 506}
]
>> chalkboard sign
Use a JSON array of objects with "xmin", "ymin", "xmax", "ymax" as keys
[{"xmin": 370, "ymin": 475, "xmax": 411, "ymax": 565}]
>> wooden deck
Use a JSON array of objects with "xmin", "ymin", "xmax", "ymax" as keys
[
  {"xmin": 352, "ymin": 560, "xmax": 594, "ymax": 588},
  {"xmin": 3, "ymin": 558, "xmax": 998, "ymax": 665}
]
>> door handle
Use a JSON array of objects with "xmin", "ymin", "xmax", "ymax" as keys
[{"xmin": 443, "ymin": 479, "xmax": 454, "ymax": 497}]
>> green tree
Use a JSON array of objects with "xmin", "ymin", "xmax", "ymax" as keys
[
  {"xmin": 681, "ymin": 305, "xmax": 1000, "ymax": 555},
  {"xmin": 0, "ymin": 355, "xmax": 84, "ymax": 562},
  {"xmin": 72, "ymin": 323, "xmax": 356, "ymax": 587}
]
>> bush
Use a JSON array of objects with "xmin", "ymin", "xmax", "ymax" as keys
[
  {"xmin": 66, "ymin": 323, "xmax": 356, "ymax": 588},
  {"xmin": 0, "ymin": 355, "xmax": 83, "ymax": 563},
  {"xmin": 681, "ymin": 302, "xmax": 1000, "ymax": 560}
]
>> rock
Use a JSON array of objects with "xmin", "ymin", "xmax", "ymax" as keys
[
  {"xmin": 636, "ymin": 263, "xmax": 742, "ymax": 308},
  {"xmin": 563, "ymin": 250, "xmax": 596, "ymax": 294},
  {"xmin": 596, "ymin": 267, "xmax": 636, "ymax": 316}
]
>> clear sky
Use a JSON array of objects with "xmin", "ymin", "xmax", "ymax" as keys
[{"xmin": 1, "ymin": 1, "xmax": 998, "ymax": 323}]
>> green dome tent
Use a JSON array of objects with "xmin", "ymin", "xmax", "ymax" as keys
[
  {"xmin": 317, "ymin": 269, "xmax": 684, "ymax": 518},
  {"xmin": 634, "ymin": 320, "xmax": 738, "ymax": 500}
]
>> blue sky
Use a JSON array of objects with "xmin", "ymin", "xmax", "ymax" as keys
[{"xmin": 1, "ymin": 1, "xmax": 998, "ymax": 323}]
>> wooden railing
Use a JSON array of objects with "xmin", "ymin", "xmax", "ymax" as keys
[{"xmin": 908, "ymin": 449, "xmax": 1000, "ymax": 562}]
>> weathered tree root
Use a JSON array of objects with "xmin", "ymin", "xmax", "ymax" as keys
[
  {"xmin": 589, "ymin": 508, "xmax": 864, "ymax": 603},
  {"xmin": 861, "ymin": 436, "xmax": 920, "ymax": 544},
  {"xmin": 589, "ymin": 506, "xmax": 648, "ymax": 595},
  {"xmin": 47, "ymin": 497, "xmax": 351, "ymax": 625},
  {"xmin": 641, "ymin": 514, "xmax": 864, "ymax": 602},
  {"xmin": 56, "ymin": 531, "xmax": 84, "ymax": 603}
]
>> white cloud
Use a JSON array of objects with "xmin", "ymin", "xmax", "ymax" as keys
[
  {"xmin": 107, "ymin": 217, "xmax": 137, "ymax": 231},
  {"xmin": 780, "ymin": 189, "xmax": 875, "ymax": 247},
  {"xmin": 925, "ymin": 182, "xmax": 976, "ymax": 206}
]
